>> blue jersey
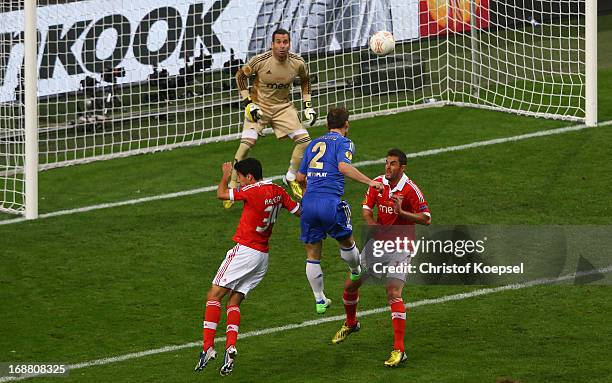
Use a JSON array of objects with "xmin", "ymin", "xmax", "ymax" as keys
[{"xmin": 299, "ymin": 131, "xmax": 355, "ymax": 198}]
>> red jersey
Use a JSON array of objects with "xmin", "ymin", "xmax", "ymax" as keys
[
  {"xmin": 362, "ymin": 174, "xmax": 430, "ymax": 226},
  {"xmin": 229, "ymin": 181, "xmax": 299, "ymax": 252}
]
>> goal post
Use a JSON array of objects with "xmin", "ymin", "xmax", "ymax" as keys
[
  {"xmin": 585, "ymin": 0, "xmax": 597, "ymax": 127},
  {"xmin": 0, "ymin": 0, "xmax": 597, "ymax": 218},
  {"xmin": 24, "ymin": 0, "xmax": 38, "ymax": 219}
]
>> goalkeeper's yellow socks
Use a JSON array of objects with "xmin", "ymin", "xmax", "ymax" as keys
[
  {"xmin": 223, "ymin": 140, "xmax": 252, "ymax": 201},
  {"xmin": 229, "ymin": 140, "xmax": 253, "ymax": 186},
  {"xmin": 289, "ymin": 135, "xmax": 311, "ymax": 174},
  {"xmin": 234, "ymin": 140, "xmax": 253, "ymax": 161}
]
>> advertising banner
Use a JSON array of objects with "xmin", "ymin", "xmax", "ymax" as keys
[
  {"xmin": 419, "ymin": 0, "xmax": 490, "ymax": 37},
  {"xmin": 0, "ymin": 0, "xmax": 420, "ymax": 102}
]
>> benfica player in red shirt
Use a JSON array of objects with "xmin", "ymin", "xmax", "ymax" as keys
[
  {"xmin": 331, "ymin": 148, "xmax": 431, "ymax": 367},
  {"xmin": 195, "ymin": 158, "xmax": 299, "ymax": 376}
]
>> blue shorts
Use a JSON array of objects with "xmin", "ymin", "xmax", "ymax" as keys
[{"xmin": 300, "ymin": 195, "xmax": 353, "ymax": 243}]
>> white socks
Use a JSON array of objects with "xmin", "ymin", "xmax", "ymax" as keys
[
  {"xmin": 340, "ymin": 242, "xmax": 361, "ymax": 274},
  {"xmin": 305, "ymin": 260, "xmax": 326, "ymax": 302}
]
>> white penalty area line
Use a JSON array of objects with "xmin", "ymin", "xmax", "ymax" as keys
[
  {"xmin": 1, "ymin": 120, "xmax": 611, "ymax": 227},
  {"xmin": 1, "ymin": 266, "xmax": 611, "ymax": 382}
]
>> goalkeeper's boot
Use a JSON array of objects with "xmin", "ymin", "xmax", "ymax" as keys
[
  {"xmin": 331, "ymin": 321, "xmax": 360, "ymax": 344},
  {"xmin": 282, "ymin": 176, "xmax": 304, "ymax": 199},
  {"xmin": 223, "ymin": 179, "xmax": 238, "ymax": 209},
  {"xmin": 219, "ymin": 345, "xmax": 237, "ymax": 376},
  {"xmin": 384, "ymin": 349, "xmax": 408, "ymax": 367},
  {"xmin": 194, "ymin": 347, "xmax": 216, "ymax": 371},
  {"xmin": 316, "ymin": 298, "xmax": 332, "ymax": 314}
]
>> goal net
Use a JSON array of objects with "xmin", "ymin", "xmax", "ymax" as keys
[
  {"xmin": 446, "ymin": 0, "xmax": 587, "ymax": 119},
  {"xmin": 1, "ymin": 1, "xmax": 26, "ymax": 215},
  {"xmin": 0, "ymin": 0, "xmax": 594, "ymax": 216}
]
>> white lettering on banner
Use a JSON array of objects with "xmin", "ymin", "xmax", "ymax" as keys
[
  {"xmin": 389, "ymin": 0, "xmax": 420, "ymax": 41},
  {"xmin": 0, "ymin": 0, "xmax": 420, "ymax": 102},
  {"xmin": 0, "ymin": 0, "xmax": 264, "ymax": 102}
]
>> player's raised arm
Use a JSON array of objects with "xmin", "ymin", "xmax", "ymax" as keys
[
  {"xmin": 217, "ymin": 162, "xmax": 233, "ymax": 200},
  {"xmin": 280, "ymin": 187, "xmax": 301, "ymax": 217},
  {"xmin": 338, "ymin": 162, "xmax": 383, "ymax": 191},
  {"xmin": 235, "ymin": 63, "xmax": 262, "ymax": 123},
  {"xmin": 298, "ymin": 61, "xmax": 311, "ymax": 101},
  {"xmin": 235, "ymin": 63, "xmax": 252, "ymax": 101},
  {"xmin": 298, "ymin": 61, "xmax": 316, "ymax": 127}
]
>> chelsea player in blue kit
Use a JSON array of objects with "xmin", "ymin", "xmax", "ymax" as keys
[{"xmin": 296, "ymin": 107, "xmax": 383, "ymax": 314}]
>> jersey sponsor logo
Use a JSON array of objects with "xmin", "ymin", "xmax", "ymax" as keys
[
  {"xmin": 345, "ymin": 151, "xmax": 352, "ymax": 161},
  {"xmin": 379, "ymin": 205, "xmax": 397, "ymax": 215},
  {"xmin": 265, "ymin": 82, "xmax": 290, "ymax": 89},
  {"xmin": 307, "ymin": 171, "xmax": 327, "ymax": 178},
  {"xmin": 321, "ymin": 135, "xmax": 339, "ymax": 141}
]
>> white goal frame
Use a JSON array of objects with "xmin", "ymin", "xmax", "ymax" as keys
[{"xmin": 7, "ymin": 0, "xmax": 599, "ymax": 219}]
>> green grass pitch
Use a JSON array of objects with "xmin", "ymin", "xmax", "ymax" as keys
[{"xmin": 1, "ymin": 14, "xmax": 612, "ymax": 383}]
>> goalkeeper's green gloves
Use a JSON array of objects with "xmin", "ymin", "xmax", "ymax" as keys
[
  {"xmin": 303, "ymin": 101, "xmax": 317, "ymax": 127},
  {"xmin": 243, "ymin": 97, "xmax": 262, "ymax": 123}
]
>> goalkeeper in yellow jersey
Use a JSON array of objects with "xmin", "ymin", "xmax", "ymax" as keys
[{"xmin": 224, "ymin": 28, "xmax": 316, "ymax": 208}]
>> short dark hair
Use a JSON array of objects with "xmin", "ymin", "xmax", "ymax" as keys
[
  {"xmin": 272, "ymin": 28, "xmax": 290, "ymax": 42},
  {"xmin": 327, "ymin": 106, "xmax": 349, "ymax": 129},
  {"xmin": 387, "ymin": 148, "xmax": 407, "ymax": 166},
  {"xmin": 234, "ymin": 158, "xmax": 263, "ymax": 180}
]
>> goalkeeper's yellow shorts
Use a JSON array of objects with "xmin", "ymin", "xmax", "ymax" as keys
[{"xmin": 242, "ymin": 102, "xmax": 305, "ymax": 139}]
